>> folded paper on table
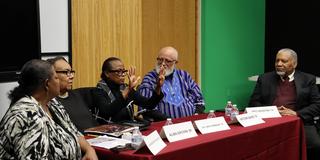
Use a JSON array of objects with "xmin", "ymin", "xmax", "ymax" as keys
[
  {"xmin": 160, "ymin": 121, "xmax": 197, "ymax": 142},
  {"xmin": 143, "ymin": 131, "xmax": 166, "ymax": 155},
  {"xmin": 194, "ymin": 117, "xmax": 230, "ymax": 134},
  {"xmin": 245, "ymin": 106, "xmax": 281, "ymax": 118},
  {"xmin": 236, "ymin": 113, "xmax": 265, "ymax": 127}
]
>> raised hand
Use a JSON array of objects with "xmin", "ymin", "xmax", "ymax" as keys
[
  {"xmin": 121, "ymin": 66, "xmax": 140, "ymax": 99},
  {"xmin": 155, "ymin": 64, "xmax": 166, "ymax": 95},
  {"xmin": 157, "ymin": 64, "xmax": 165, "ymax": 87},
  {"xmin": 127, "ymin": 66, "xmax": 141, "ymax": 90}
]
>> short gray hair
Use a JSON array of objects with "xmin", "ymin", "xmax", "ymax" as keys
[{"xmin": 278, "ymin": 48, "xmax": 298, "ymax": 64}]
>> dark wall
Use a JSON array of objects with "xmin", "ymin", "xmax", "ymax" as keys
[
  {"xmin": 265, "ymin": 0, "xmax": 320, "ymax": 76},
  {"xmin": 0, "ymin": 0, "xmax": 41, "ymax": 82}
]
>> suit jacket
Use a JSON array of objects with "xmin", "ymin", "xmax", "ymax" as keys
[{"xmin": 249, "ymin": 70, "xmax": 320, "ymax": 124}]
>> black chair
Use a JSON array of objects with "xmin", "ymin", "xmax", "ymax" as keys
[
  {"xmin": 57, "ymin": 87, "xmax": 101, "ymax": 133},
  {"xmin": 73, "ymin": 87, "xmax": 107, "ymax": 124},
  {"xmin": 73, "ymin": 87, "xmax": 96, "ymax": 112}
]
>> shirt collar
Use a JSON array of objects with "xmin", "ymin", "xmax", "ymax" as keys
[{"xmin": 281, "ymin": 70, "xmax": 295, "ymax": 82}]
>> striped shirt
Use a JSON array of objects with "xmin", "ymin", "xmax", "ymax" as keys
[{"xmin": 139, "ymin": 69, "xmax": 205, "ymax": 118}]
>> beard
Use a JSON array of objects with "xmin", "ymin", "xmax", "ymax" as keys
[
  {"xmin": 155, "ymin": 64, "xmax": 174, "ymax": 76},
  {"xmin": 276, "ymin": 69, "xmax": 286, "ymax": 76}
]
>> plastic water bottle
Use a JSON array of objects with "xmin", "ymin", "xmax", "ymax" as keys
[
  {"xmin": 165, "ymin": 118, "xmax": 173, "ymax": 125},
  {"xmin": 230, "ymin": 104, "xmax": 239, "ymax": 121},
  {"xmin": 121, "ymin": 132, "xmax": 132, "ymax": 141},
  {"xmin": 131, "ymin": 127, "xmax": 143, "ymax": 149},
  {"xmin": 225, "ymin": 101, "xmax": 233, "ymax": 117},
  {"xmin": 207, "ymin": 110, "xmax": 216, "ymax": 118}
]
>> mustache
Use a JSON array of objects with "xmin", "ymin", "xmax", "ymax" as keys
[{"xmin": 155, "ymin": 65, "xmax": 174, "ymax": 76}]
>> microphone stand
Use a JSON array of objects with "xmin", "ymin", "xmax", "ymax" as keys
[{"xmin": 126, "ymin": 100, "xmax": 135, "ymax": 122}]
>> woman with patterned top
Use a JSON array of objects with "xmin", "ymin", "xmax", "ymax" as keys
[{"xmin": 0, "ymin": 59, "xmax": 97, "ymax": 160}]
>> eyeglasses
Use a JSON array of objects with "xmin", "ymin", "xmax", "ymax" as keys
[
  {"xmin": 56, "ymin": 70, "xmax": 75, "ymax": 77},
  {"xmin": 108, "ymin": 69, "xmax": 128, "ymax": 76},
  {"xmin": 156, "ymin": 57, "xmax": 176, "ymax": 65}
]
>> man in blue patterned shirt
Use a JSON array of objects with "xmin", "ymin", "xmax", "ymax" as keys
[{"xmin": 139, "ymin": 46, "xmax": 205, "ymax": 119}]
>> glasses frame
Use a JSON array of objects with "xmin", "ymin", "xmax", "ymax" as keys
[
  {"xmin": 56, "ymin": 70, "xmax": 75, "ymax": 77},
  {"xmin": 156, "ymin": 57, "xmax": 176, "ymax": 65},
  {"xmin": 108, "ymin": 69, "xmax": 128, "ymax": 76}
]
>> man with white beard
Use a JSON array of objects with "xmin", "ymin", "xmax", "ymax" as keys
[
  {"xmin": 139, "ymin": 46, "xmax": 205, "ymax": 119},
  {"xmin": 248, "ymin": 48, "xmax": 320, "ymax": 160}
]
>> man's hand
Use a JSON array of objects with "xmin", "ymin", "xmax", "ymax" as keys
[
  {"xmin": 277, "ymin": 106, "xmax": 297, "ymax": 116},
  {"xmin": 157, "ymin": 65, "xmax": 165, "ymax": 87},
  {"xmin": 155, "ymin": 65, "xmax": 165, "ymax": 95}
]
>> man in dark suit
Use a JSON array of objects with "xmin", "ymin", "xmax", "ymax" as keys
[{"xmin": 249, "ymin": 48, "xmax": 320, "ymax": 160}]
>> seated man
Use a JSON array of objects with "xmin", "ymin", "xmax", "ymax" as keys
[
  {"xmin": 139, "ymin": 46, "xmax": 205, "ymax": 119},
  {"xmin": 248, "ymin": 48, "xmax": 320, "ymax": 160},
  {"xmin": 92, "ymin": 57, "xmax": 165, "ymax": 123},
  {"xmin": 47, "ymin": 57, "xmax": 100, "ymax": 133}
]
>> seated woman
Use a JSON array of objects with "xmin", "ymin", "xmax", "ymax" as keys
[
  {"xmin": 48, "ymin": 57, "xmax": 100, "ymax": 133},
  {"xmin": 0, "ymin": 59, "xmax": 97, "ymax": 159},
  {"xmin": 92, "ymin": 57, "xmax": 165, "ymax": 123}
]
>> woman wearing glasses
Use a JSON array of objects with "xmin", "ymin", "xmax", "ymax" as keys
[
  {"xmin": 47, "ymin": 57, "xmax": 100, "ymax": 133},
  {"xmin": 0, "ymin": 59, "xmax": 97, "ymax": 160},
  {"xmin": 93, "ymin": 57, "xmax": 165, "ymax": 123}
]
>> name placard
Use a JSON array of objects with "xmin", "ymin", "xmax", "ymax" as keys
[
  {"xmin": 144, "ymin": 131, "xmax": 166, "ymax": 155},
  {"xmin": 245, "ymin": 106, "xmax": 281, "ymax": 118},
  {"xmin": 160, "ymin": 121, "xmax": 197, "ymax": 142},
  {"xmin": 194, "ymin": 117, "xmax": 230, "ymax": 134},
  {"xmin": 237, "ymin": 113, "xmax": 265, "ymax": 127}
]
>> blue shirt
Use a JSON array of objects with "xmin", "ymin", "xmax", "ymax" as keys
[{"xmin": 139, "ymin": 69, "xmax": 205, "ymax": 118}]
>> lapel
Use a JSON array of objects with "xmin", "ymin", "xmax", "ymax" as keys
[
  {"xmin": 293, "ymin": 71, "xmax": 302, "ymax": 104},
  {"xmin": 269, "ymin": 72, "xmax": 279, "ymax": 103}
]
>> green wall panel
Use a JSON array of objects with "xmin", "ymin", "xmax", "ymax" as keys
[{"xmin": 201, "ymin": 0, "xmax": 265, "ymax": 110}]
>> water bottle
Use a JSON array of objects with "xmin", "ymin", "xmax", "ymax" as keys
[
  {"xmin": 207, "ymin": 110, "xmax": 216, "ymax": 118},
  {"xmin": 225, "ymin": 101, "xmax": 233, "ymax": 117},
  {"xmin": 121, "ymin": 132, "xmax": 132, "ymax": 141},
  {"xmin": 165, "ymin": 118, "xmax": 173, "ymax": 126},
  {"xmin": 131, "ymin": 127, "xmax": 143, "ymax": 149},
  {"xmin": 230, "ymin": 104, "xmax": 239, "ymax": 121}
]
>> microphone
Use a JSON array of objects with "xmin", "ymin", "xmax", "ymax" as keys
[
  {"xmin": 126, "ymin": 100, "xmax": 135, "ymax": 121},
  {"xmin": 135, "ymin": 108, "xmax": 147, "ymax": 117}
]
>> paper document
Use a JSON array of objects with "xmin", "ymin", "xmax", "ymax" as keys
[{"xmin": 87, "ymin": 136, "xmax": 131, "ymax": 149}]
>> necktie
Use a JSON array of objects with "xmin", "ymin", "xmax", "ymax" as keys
[{"xmin": 283, "ymin": 76, "xmax": 289, "ymax": 82}]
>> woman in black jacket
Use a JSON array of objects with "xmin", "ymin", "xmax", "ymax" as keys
[{"xmin": 92, "ymin": 57, "xmax": 165, "ymax": 123}]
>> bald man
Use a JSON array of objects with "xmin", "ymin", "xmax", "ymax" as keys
[
  {"xmin": 139, "ymin": 46, "xmax": 205, "ymax": 119},
  {"xmin": 248, "ymin": 48, "xmax": 320, "ymax": 159}
]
